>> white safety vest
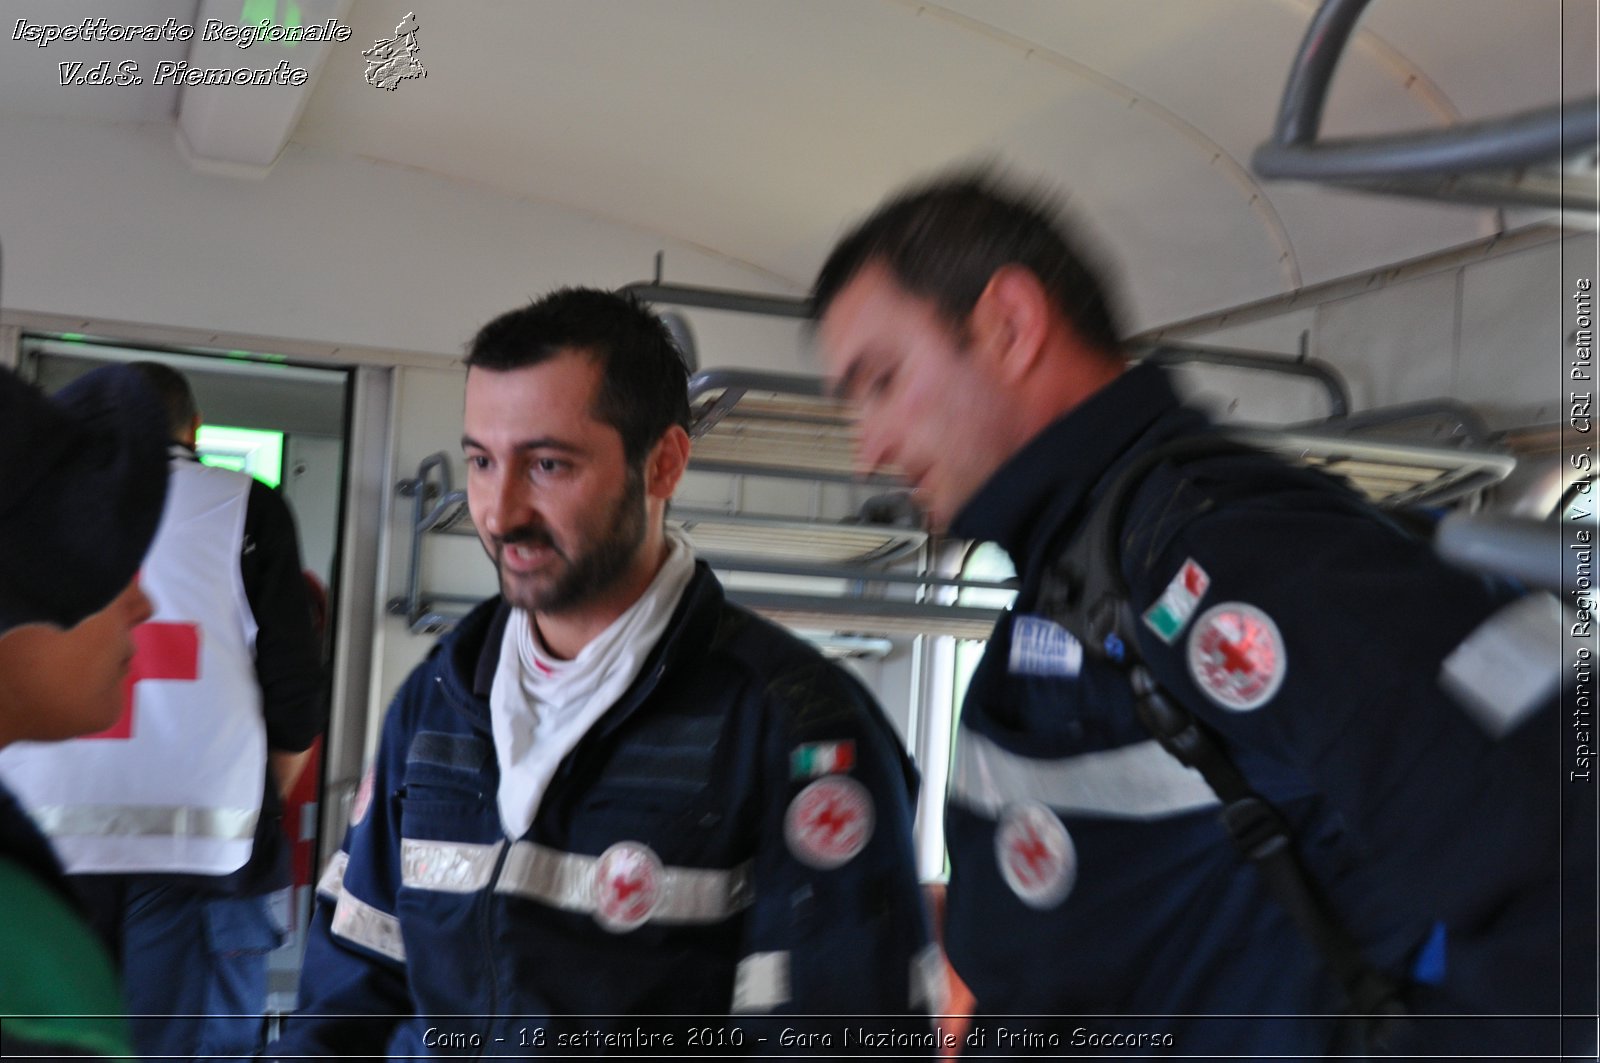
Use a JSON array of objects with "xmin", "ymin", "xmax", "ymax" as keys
[{"xmin": 0, "ymin": 454, "xmax": 267, "ymax": 875}]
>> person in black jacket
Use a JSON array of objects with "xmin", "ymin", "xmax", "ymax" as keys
[
  {"xmin": 811, "ymin": 169, "xmax": 1587, "ymax": 1056},
  {"xmin": 273, "ymin": 288, "xmax": 934, "ymax": 1057},
  {"xmin": 0, "ymin": 363, "xmax": 170, "ymax": 1059}
]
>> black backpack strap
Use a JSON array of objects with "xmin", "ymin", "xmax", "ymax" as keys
[{"xmin": 1036, "ymin": 434, "xmax": 1407, "ymax": 1044}]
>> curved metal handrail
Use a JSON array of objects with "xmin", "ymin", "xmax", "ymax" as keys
[{"xmin": 1253, "ymin": 0, "xmax": 1599, "ymax": 209}]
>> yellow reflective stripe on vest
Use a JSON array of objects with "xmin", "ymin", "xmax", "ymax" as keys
[
  {"xmin": 949, "ymin": 728, "xmax": 1218, "ymax": 820},
  {"xmin": 491, "ymin": 840, "xmax": 753, "ymax": 923}
]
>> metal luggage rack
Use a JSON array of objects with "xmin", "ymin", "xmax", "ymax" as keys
[
  {"xmin": 687, "ymin": 362, "xmax": 1515, "ymax": 509},
  {"xmin": 1232, "ymin": 428, "xmax": 1515, "ymax": 509}
]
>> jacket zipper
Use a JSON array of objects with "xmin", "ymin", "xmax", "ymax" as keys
[{"xmin": 474, "ymin": 836, "xmax": 513, "ymax": 1057}]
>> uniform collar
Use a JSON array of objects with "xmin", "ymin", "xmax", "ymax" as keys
[
  {"xmin": 948, "ymin": 362, "xmax": 1201, "ymax": 580},
  {"xmin": 445, "ymin": 560, "xmax": 728, "ymax": 724}
]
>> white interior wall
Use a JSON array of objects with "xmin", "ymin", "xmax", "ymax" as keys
[
  {"xmin": 281, "ymin": 433, "xmax": 343, "ymax": 586},
  {"xmin": 0, "ymin": 114, "xmax": 808, "ymax": 358}
]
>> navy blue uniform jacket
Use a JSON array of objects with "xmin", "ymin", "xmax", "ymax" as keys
[
  {"xmin": 942, "ymin": 363, "xmax": 1582, "ymax": 1055},
  {"xmin": 274, "ymin": 561, "xmax": 934, "ymax": 1057}
]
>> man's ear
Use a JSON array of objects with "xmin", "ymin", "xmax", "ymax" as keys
[
  {"xmin": 645, "ymin": 424, "xmax": 691, "ymax": 500},
  {"xmin": 969, "ymin": 265, "xmax": 1051, "ymax": 386}
]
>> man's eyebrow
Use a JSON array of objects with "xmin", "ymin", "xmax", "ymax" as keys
[{"xmin": 460, "ymin": 435, "xmax": 585, "ymax": 454}]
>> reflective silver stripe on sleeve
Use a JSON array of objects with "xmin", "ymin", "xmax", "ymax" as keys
[
  {"xmin": 732, "ymin": 951, "xmax": 790, "ymax": 1013},
  {"xmin": 400, "ymin": 838, "xmax": 504, "ymax": 893},
  {"xmin": 492, "ymin": 840, "xmax": 754, "ymax": 923},
  {"xmin": 28, "ymin": 805, "xmax": 259, "ymax": 840},
  {"xmin": 910, "ymin": 943, "xmax": 946, "ymax": 1013},
  {"xmin": 1440, "ymin": 592, "xmax": 1566, "ymax": 738},
  {"xmin": 949, "ymin": 727, "xmax": 1218, "ymax": 820},
  {"xmin": 329, "ymin": 887, "xmax": 406, "ymax": 963},
  {"xmin": 316, "ymin": 850, "xmax": 349, "ymax": 901}
]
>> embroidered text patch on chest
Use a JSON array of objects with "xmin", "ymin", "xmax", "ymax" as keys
[{"xmin": 1008, "ymin": 615, "xmax": 1084, "ymax": 678}]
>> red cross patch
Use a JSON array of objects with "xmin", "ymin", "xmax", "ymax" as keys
[
  {"xmin": 995, "ymin": 802, "xmax": 1076, "ymax": 909},
  {"xmin": 593, "ymin": 841, "xmax": 664, "ymax": 933},
  {"xmin": 784, "ymin": 776, "xmax": 874, "ymax": 870},
  {"xmin": 86, "ymin": 620, "xmax": 200, "ymax": 740},
  {"xmin": 1186, "ymin": 602, "xmax": 1287, "ymax": 712}
]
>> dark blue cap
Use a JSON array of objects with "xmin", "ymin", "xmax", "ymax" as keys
[{"xmin": 0, "ymin": 364, "xmax": 170, "ymax": 635}]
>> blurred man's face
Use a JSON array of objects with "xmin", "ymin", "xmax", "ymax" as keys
[
  {"xmin": 818, "ymin": 262, "xmax": 1018, "ymax": 531},
  {"xmin": 463, "ymin": 352, "xmax": 648, "ymax": 616},
  {"xmin": 0, "ymin": 578, "xmax": 153, "ymax": 744}
]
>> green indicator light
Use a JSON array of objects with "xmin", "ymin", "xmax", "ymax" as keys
[{"xmin": 197, "ymin": 424, "xmax": 284, "ymax": 489}]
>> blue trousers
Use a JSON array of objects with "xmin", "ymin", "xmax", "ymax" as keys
[{"xmin": 76, "ymin": 878, "xmax": 284, "ymax": 1061}]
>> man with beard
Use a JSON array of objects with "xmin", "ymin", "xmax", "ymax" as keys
[{"xmin": 273, "ymin": 288, "xmax": 934, "ymax": 1056}]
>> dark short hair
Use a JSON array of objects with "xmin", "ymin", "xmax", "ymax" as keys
[
  {"xmin": 811, "ymin": 170, "xmax": 1125, "ymax": 355},
  {"xmin": 128, "ymin": 361, "xmax": 198, "ymax": 440},
  {"xmin": 465, "ymin": 288, "xmax": 691, "ymax": 466}
]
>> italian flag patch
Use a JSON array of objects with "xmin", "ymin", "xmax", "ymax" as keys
[
  {"xmin": 1142, "ymin": 558, "xmax": 1210, "ymax": 644},
  {"xmin": 790, "ymin": 740, "xmax": 856, "ymax": 779}
]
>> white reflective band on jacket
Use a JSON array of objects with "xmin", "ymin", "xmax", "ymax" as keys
[
  {"xmin": 491, "ymin": 840, "xmax": 753, "ymax": 924},
  {"xmin": 0, "ymin": 456, "xmax": 267, "ymax": 875},
  {"xmin": 401, "ymin": 838, "xmax": 503, "ymax": 893},
  {"xmin": 317, "ymin": 850, "xmax": 350, "ymax": 901},
  {"xmin": 731, "ymin": 945, "xmax": 947, "ymax": 1013},
  {"xmin": 319, "ymin": 837, "xmax": 754, "ymax": 959},
  {"xmin": 910, "ymin": 943, "xmax": 947, "ymax": 1013},
  {"xmin": 948, "ymin": 727, "xmax": 1219, "ymax": 820},
  {"xmin": 331, "ymin": 893, "xmax": 407, "ymax": 963},
  {"xmin": 319, "ymin": 850, "xmax": 407, "ymax": 963},
  {"xmin": 733, "ymin": 951, "xmax": 790, "ymax": 1012}
]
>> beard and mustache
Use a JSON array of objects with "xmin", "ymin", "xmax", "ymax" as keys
[{"xmin": 485, "ymin": 464, "xmax": 648, "ymax": 615}]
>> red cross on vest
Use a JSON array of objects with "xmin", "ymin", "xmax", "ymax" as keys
[{"xmin": 88, "ymin": 621, "xmax": 201, "ymax": 740}]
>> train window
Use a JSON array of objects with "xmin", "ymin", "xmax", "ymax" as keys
[{"xmin": 932, "ymin": 543, "xmax": 1018, "ymax": 876}]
